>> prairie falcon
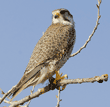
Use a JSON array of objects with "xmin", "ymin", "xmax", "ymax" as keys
[{"xmin": 9, "ymin": 8, "xmax": 76, "ymax": 100}]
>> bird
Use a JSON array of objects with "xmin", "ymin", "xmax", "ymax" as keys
[{"xmin": 9, "ymin": 8, "xmax": 76, "ymax": 100}]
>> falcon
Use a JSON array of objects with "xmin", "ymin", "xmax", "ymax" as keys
[{"xmin": 8, "ymin": 8, "xmax": 76, "ymax": 100}]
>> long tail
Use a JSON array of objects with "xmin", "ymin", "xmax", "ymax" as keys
[
  {"xmin": 0, "ymin": 64, "xmax": 44, "ymax": 104},
  {"xmin": 10, "ymin": 73, "xmax": 40, "ymax": 101},
  {"xmin": 11, "ymin": 85, "xmax": 26, "ymax": 101},
  {"xmin": 11, "ymin": 64, "xmax": 45, "ymax": 100},
  {"xmin": 10, "ymin": 79, "xmax": 32, "ymax": 101}
]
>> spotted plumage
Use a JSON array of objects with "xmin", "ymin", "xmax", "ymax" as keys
[{"xmin": 9, "ymin": 8, "xmax": 76, "ymax": 100}]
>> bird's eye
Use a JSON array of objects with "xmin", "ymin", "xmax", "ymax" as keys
[
  {"xmin": 54, "ymin": 15, "xmax": 59, "ymax": 18},
  {"xmin": 54, "ymin": 13, "xmax": 60, "ymax": 19}
]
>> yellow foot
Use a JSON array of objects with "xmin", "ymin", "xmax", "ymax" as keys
[{"xmin": 53, "ymin": 71, "xmax": 68, "ymax": 85}]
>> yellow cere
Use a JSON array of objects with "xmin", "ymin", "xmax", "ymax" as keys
[{"xmin": 54, "ymin": 12, "xmax": 60, "ymax": 17}]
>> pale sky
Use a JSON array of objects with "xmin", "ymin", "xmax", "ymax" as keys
[{"xmin": 0, "ymin": 0, "xmax": 110, "ymax": 107}]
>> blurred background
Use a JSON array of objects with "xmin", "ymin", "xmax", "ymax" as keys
[{"xmin": 0, "ymin": 0, "xmax": 109, "ymax": 107}]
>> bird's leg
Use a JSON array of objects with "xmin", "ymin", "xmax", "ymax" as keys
[{"xmin": 53, "ymin": 71, "xmax": 68, "ymax": 91}]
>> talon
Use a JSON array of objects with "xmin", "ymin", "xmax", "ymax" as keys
[
  {"xmin": 62, "ymin": 74, "xmax": 68, "ymax": 79},
  {"xmin": 53, "ymin": 71, "xmax": 68, "ymax": 85}
]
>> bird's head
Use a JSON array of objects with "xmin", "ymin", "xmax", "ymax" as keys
[{"xmin": 52, "ymin": 8, "xmax": 74, "ymax": 25}]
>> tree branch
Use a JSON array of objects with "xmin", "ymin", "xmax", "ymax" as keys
[
  {"xmin": 56, "ymin": 88, "xmax": 62, "ymax": 107},
  {"xmin": 0, "ymin": 97, "xmax": 12, "ymax": 105},
  {"xmin": 0, "ymin": 85, "xmax": 16, "ymax": 104},
  {"xmin": 70, "ymin": 0, "xmax": 101, "ymax": 57},
  {"xmin": 5, "ymin": 74, "xmax": 108, "ymax": 107},
  {"xmin": 59, "ymin": 74, "xmax": 108, "ymax": 86}
]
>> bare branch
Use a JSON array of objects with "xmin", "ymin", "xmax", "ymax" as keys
[
  {"xmin": 0, "ymin": 85, "xmax": 16, "ymax": 104},
  {"xmin": 25, "ymin": 86, "xmax": 35, "ymax": 107},
  {"xmin": 56, "ymin": 88, "xmax": 62, "ymax": 107},
  {"xmin": 0, "ymin": 88, "xmax": 5, "ymax": 95},
  {"xmin": 7, "ymin": 74, "xmax": 108, "ymax": 107},
  {"xmin": 70, "ymin": 0, "xmax": 101, "ymax": 57},
  {"xmin": 0, "ymin": 97, "xmax": 12, "ymax": 105},
  {"xmin": 59, "ymin": 74, "xmax": 108, "ymax": 86}
]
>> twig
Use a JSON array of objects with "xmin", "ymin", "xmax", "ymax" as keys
[
  {"xmin": 26, "ymin": 86, "xmax": 35, "ymax": 107},
  {"xmin": 0, "ymin": 97, "xmax": 12, "ymax": 105},
  {"xmin": 56, "ymin": 88, "xmax": 62, "ymax": 107},
  {"xmin": 0, "ymin": 88, "xmax": 5, "ymax": 95},
  {"xmin": 8, "ymin": 74, "xmax": 108, "ymax": 107},
  {"xmin": 0, "ymin": 88, "xmax": 11, "ymax": 101},
  {"xmin": 60, "ymin": 74, "xmax": 108, "ymax": 86},
  {"xmin": 0, "ymin": 85, "xmax": 16, "ymax": 104},
  {"xmin": 70, "ymin": 0, "xmax": 101, "ymax": 57}
]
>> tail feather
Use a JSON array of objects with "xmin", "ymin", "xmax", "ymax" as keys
[
  {"xmin": 9, "ymin": 64, "xmax": 44, "ymax": 100},
  {"xmin": 12, "ymin": 88, "xmax": 20, "ymax": 97},
  {"xmin": 10, "ymin": 77, "xmax": 35, "ymax": 101},
  {"xmin": 10, "ymin": 85, "xmax": 25, "ymax": 101}
]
